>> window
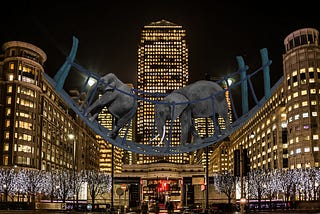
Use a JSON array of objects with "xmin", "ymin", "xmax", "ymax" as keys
[
  {"xmin": 310, "ymin": 89, "xmax": 316, "ymax": 94},
  {"xmin": 7, "ymin": 97, "xmax": 11, "ymax": 104},
  {"xmin": 301, "ymin": 90, "xmax": 307, "ymax": 95},
  {"xmin": 3, "ymin": 144, "xmax": 9, "ymax": 152},
  {"xmin": 8, "ymin": 74, "xmax": 14, "ymax": 81},
  {"xmin": 7, "ymin": 85, "xmax": 12, "ymax": 93},
  {"xmin": 9, "ymin": 63, "xmax": 14, "ymax": 70},
  {"xmin": 5, "ymin": 108, "xmax": 11, "ymax": 116},
  {"xmin": 3, "ymin": 156, "xmax": 8, "ymax": 166}
]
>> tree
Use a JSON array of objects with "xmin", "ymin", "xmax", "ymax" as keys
[
  {"xmin": 74, "ymin": 170, "xmax": 87, "ymax": 210},
  {"xmin": 247, "ymin": 169, "xmax": 268, "ymax": 210},
  {"xmin": 55, "ymin": 170, "xmax": 74, "ymax": 202},
  {"xmin": 16, "ymin": 169, "xmax": 47, "ymax": 209},
  {"xmin": 213, "ymin": 172, "xmax": 236, "ymax": 205},
  {"xmin": 0, "ymin": 168, "xmax": 17, "ymax": 206},
  {"xmin": 85, "ymin": 170, "xmax": 111, "ymax": 210}
]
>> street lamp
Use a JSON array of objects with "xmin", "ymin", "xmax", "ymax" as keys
[{"xmin": 68, "ymin": 133, "xmax": 76, "ymax": 210}]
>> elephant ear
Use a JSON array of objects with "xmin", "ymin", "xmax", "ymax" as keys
[
  {"xmin": 103, "ymin": 73, "xmax": 117, "ymax": 90},
  {"xmin": 166, "ymin": 93, "xmax": 189, "ymax": 120}
]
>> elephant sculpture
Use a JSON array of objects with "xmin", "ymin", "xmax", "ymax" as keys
[
  {"xmin": 154, "ymin": 80, "xmax": 231, "ymax": 146},
  {"xmin": 80, "ymin": 73, "xmax": 137, "ymax": 139}
]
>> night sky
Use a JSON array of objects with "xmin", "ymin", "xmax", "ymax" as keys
[{"xmin": 2, "ymin": 1, "xmax": 320, "ymax": 98}]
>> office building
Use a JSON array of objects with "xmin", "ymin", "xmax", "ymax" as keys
[
  {"xmin": 212, "ymin": 28, "xmax": 320, "ymax": 175},
  {"xmin": 0, "ymin": 40, "xmax": 99, "ymax": 171},
  {"xmin": 136, "ymin": 20, "xmax": 189, "ymax": 164}
]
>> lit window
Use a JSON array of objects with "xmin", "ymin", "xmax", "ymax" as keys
[
  {"xmin": 293, "ymin": 92, "xmax": 298, "ymax": 98},
  {"xmin": 292, "ymin": 70, "xmax": 297, "ymax": 76},
  {"xmin": 309, "ymin": 67, "xmax": 314, "ymax": 72},
  {"xmin": 8, "ymin": 75, "xmax": 14, "ymax": 81},
  {"xmin": 290, "ymin": 150, "xmax": 294, "ymax": 155},
  {"xmin": 281, "ymin": 122, "xmax": 287, "ymax": 128},
  {"xmin": 304, "ymin": 147, "xmax": 310, "ymax": 152},
  {"xmin": 294, "ymin": 114, "xmax": 299, "ymax": 120},
  {"xmin": 9, "ymin": 63, "xmax": 14, "ymax": 70},
  {"xmin": 312, "ymin": 112, "xmax": 318, "ymax": 117},
  {"xmin": 311, "ymin": 100, "xmax": 317, "ymax": 105},
  {"xmin": 302, "ymin": 112, "xmax": 309, "ymax": 118},
  {"xmin": 310, "ymin": 89, "xmax": 316, "ymax": 94},
  {"xmin": 5, "ymin": 108, "xmax": 11, "ymax": 116},
  {"xmin": 296, "ymin": 148, "xmax": 301, "ymax": 154},
  {"xmin": 313, "ymin": 135, "xmax": 319, "ymax": 140},
  {"xmin": 7, "ymin": 86, "xmax": 12, "ymax": 93},
  {"xmin": 314, "ymin": 146, "xmax": 319, "ymax": 151},
  {"xmin": 7, "ymin": 97, "xmax": 11, "ymax": 104},
  {"xmin": 302, "ymin": 101, "xmax": 308, "ymax": 106},
  {"xmin": 301, "ymin": 90, "xmax": 307, "ymax": 95}
]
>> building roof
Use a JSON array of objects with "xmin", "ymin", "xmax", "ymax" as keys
[{"xmin": 145, "ymin": 19, "xmax": 182, "ymax": 28}]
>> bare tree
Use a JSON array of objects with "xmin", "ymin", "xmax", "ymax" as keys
[
  {"xmin": 0, "ymin": 168, "xmax": 17, "ymax": 206},
  {"xmin": 213, "ymin": 172, "xmax": 236, "ymax": 205},
  {"xmin": 247, "ymin": 169, "xmax": 269, "ymax": 210},
  {"xmin": 84, "ymin": 170, "xmax": 112, "ymax": 210},
  {"xmin": 15, "ymin": 169, "xmax": 47, "ymax": 209},
  {"xmin": 55, "ymin": 170, "xmax": 73, "ymax": 202},
  {"xmin": 74, "ymin": 170, "xmax": 87, "ymax": 210}
]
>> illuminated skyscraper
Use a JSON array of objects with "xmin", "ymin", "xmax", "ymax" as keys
[
  {"xmin": 136, "ymin": 20, "xmax": 189, "ymax": 164},
  {"xmin": 283, "ymin": 28, "xmax": 320, "ymax": 168}
]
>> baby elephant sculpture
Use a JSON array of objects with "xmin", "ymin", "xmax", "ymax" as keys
[
  {"xmin": 154, "ymin": 80, "xmax": 231, "ymax": 145},
  {"xmin": 81, "ymin": 73, "xmax": 137, "ymax": 139}
]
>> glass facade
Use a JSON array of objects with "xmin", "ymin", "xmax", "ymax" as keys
[
  {"xmin": 136, "ymin": 20, "xmax": 189, "ymax": 164},
  {"xmin": 0, "ymin": 41, "xmax": 99, "ymax": 171}
]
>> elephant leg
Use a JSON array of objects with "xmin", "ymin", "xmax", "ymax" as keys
[
  {"xmin": 212, "ymin": 113, "xmax": 222, "ymax": 135},
  {"xmin": 85, "ymin": 90, "xmax": 116, "ymax": 116},
  {"xmin": 180, "ymin": 108, "xmax": 192, "ymax": 145},
  {"xmin": 109, "ymin": 106, "xmax": 136, "ymax": 138},
  {"xmin": 89, "ymin": 113, "xmax": 99, "ymax": 122},
  {"xmin": 108, "ymin": 126, "xmax": 121, "ymax": 139},
  {"xmin": 85, "ymin": 98, "xmax": 103, "ymax": 116},
  {"xmin": 191, "ymin": 119, "xmax": 200, "ymax": 138}
]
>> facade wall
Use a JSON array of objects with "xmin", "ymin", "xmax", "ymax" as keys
[
  {"xmin": 213, "ymin": 28, "xmax": 320, "ymax": 174},
  {"xmin": 0, "ymin": 40, "xmax": 99, "ymax": 171},
  {"xmin": 136, "ymin": 20, "xmax": 190, "ymax": 164}
]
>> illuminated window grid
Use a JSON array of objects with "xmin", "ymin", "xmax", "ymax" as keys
[{"xmin": 137, "ymin": 20, "xmax": 189, "ymax": 163}]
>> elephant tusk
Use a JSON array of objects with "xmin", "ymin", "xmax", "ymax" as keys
[
  {"xmin": 159, "ymin": 125, "xmax": 166, "ymax": 144},
  {"xmin": 150, "ymin": 134, "xmax": 159, "ymax": 142}
]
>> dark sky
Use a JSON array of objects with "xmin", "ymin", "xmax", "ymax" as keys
[{"xmin": 2, "ymin": 0, "xmax": 320, "ymax": 97}]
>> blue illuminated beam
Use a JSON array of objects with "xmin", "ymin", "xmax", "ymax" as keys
[{"xmin": 53, "ymin": 36, "xmax": 79, "ymax": 90}]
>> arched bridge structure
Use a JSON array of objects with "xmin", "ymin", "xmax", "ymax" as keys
[{"xmin": 44, "ymin": 36, "xmax": 280, "ymax": 155}]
